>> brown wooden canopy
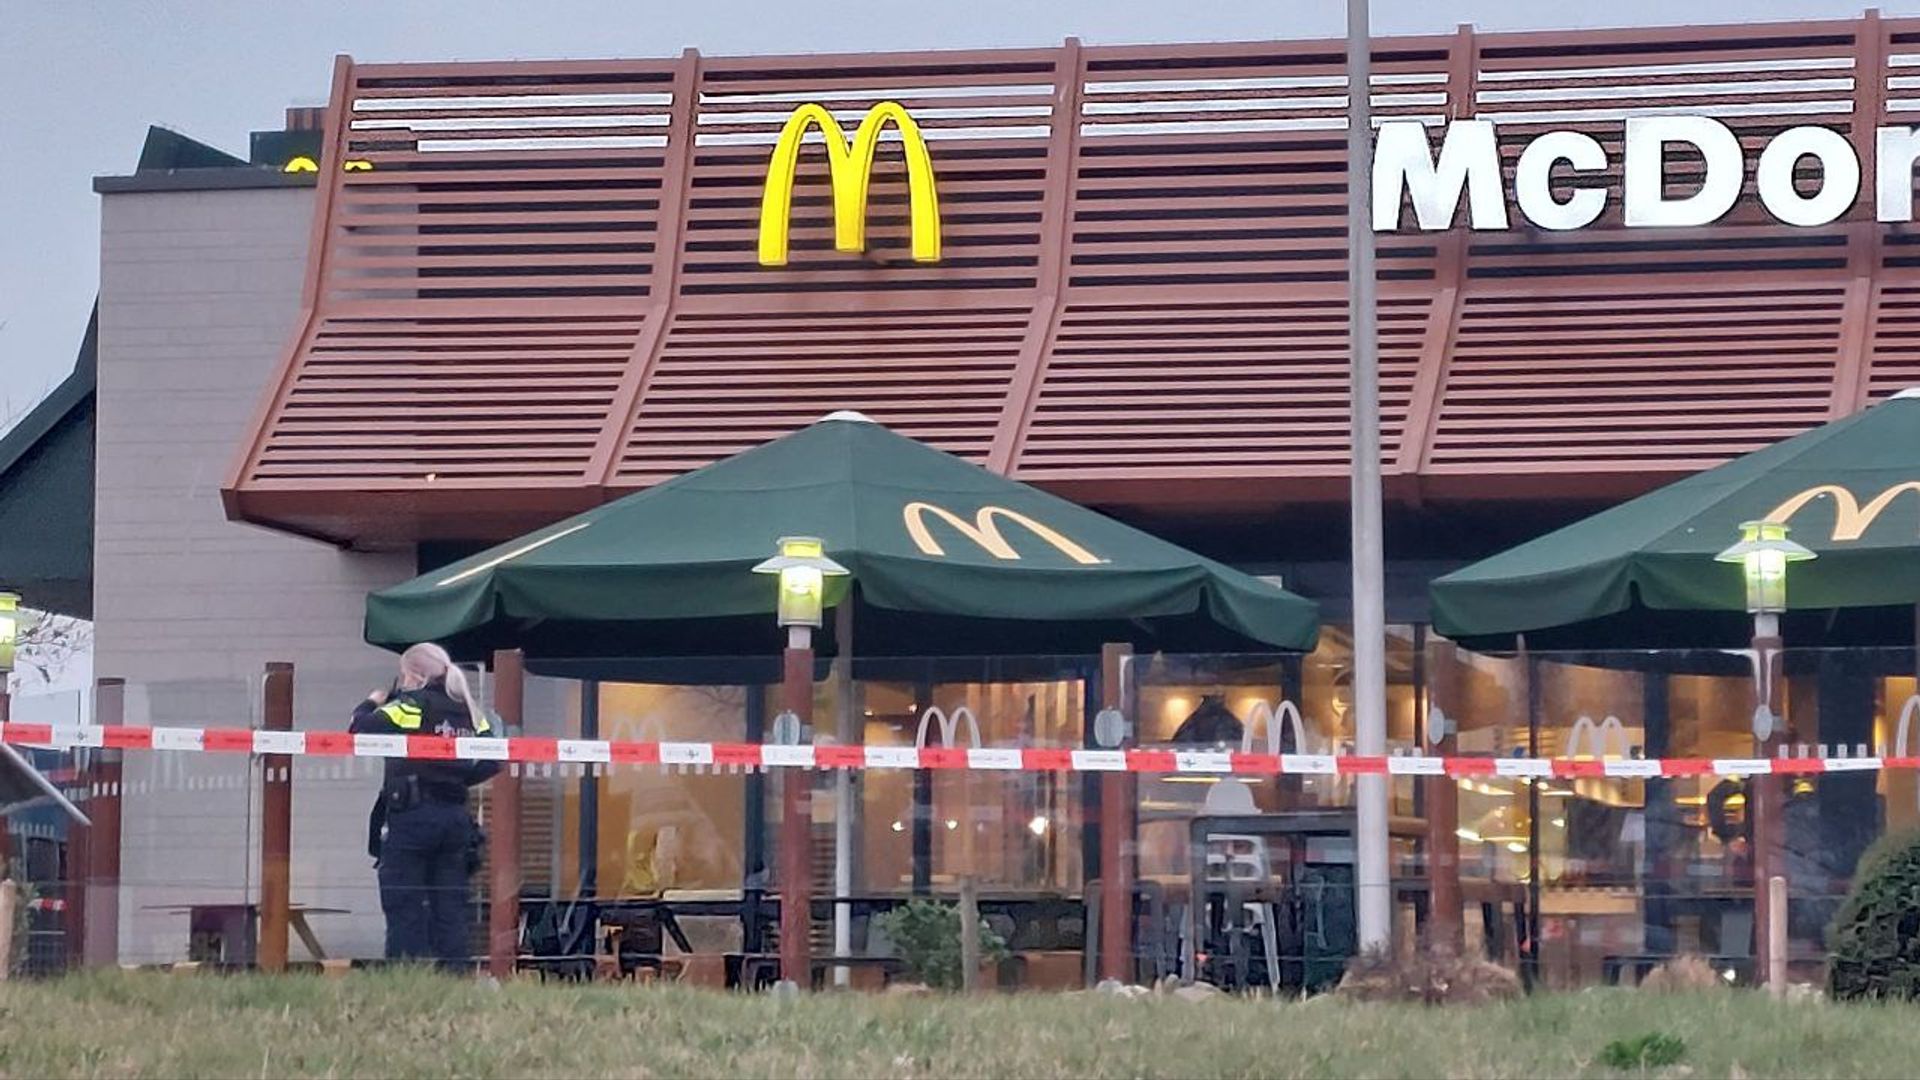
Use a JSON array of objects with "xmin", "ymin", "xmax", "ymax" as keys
[{"xmin": 226, "ymin": 13, "xmax": 1920, "ymax": 547}]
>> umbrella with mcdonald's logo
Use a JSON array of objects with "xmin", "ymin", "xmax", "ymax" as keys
[
  {"xmin": 365, "ymin": 412, "xmax": 1317, "ymax": 659},
  {"xmin": 1431, "ymin": 388, "xmax": 1920, "ymax": 648}
]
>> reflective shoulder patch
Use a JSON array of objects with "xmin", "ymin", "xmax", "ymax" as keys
[{"xmin": 379, "ymin": 701, "xmax": 425, "ymax": 731}]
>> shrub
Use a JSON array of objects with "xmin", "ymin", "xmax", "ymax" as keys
[
  {"xmin": 1639, "ymin": 954, "xmax": 1728, "ymax": 993},
  {"xmin": 1829, "ymin": 828, "xmax": 1920, "ymax": 1001},
  {"xmin": 1335, "ymin": 941, "xmax": 1521, "ymax": 1005},
  {"xmin": 1599, "ymin": 1032, "xmax": 1686, "ymax": 1069},
  {"xmin": 872, "ymin": 899, "xmax": 1008, "ymax": 990}
]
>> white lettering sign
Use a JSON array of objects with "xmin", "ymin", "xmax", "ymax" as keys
[
  {"xmin": 1373, "ymin": 119, "xmax": 1508, "ymax": 231},
  {"xmin": 1622, "ymin": 116, "xmax": 1743, "ymax": 227},
  {"xmin": 1756, "ymin": 125, "xmax": 1858, "ymax": 227},
  {"xmin": 1514, "ymin": 130, "xmax": 1607, "ymax": 231},
  {"xmin": 1375, "ymin": 118, "xmax": 1911, "ymax": 231},
  {"xmin": 1878, "ymin": 126, "xmax": 1920, "ymax": 222}
]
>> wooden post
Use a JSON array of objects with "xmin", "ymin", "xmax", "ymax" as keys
[
  {"xmin": 1767, "ymin": 874, "xmax": 1788, "ymax": 996},
  {"xmin": 258, "ymin": 663, "xmax": 294, "ymax": 973},
  {"xmin": 63, "ymin": 688, "xmax": 88, "ymax": 972},
  {"xmin": 1098, "ymin": 643, "xmax": 1133, "ymax": 984},
  {"xmin": 0, "ymin": 685, "xmax": 10, "ymax": 876},
  {"xmin": 779, "ymin": 641, "xmax": 814, "ymax": 988},
  {"xmin": 488, "ymin": 649, "xmax": 525, "ymax": 980},
  {"xmin": 0, "ymin": 878, "xmax": 15, "ymax": 981},
  {"xmin": 84, "ymin": 679, "xmax": 125, "ymax": 970}
]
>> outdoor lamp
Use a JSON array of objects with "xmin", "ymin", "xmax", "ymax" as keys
[
  {"xmin": 753, "ymin": 536, "xmax": 849, "ymax": 629},
  {"xmin": 1717, "ymin": 522, "xmax": 1814, "ymax": 741},
  {"xmin": 0, "ymin": 590, "xmax": 30, "ymax": 674},
  {"xmin": 754, "ymin": 538, "xmax": 850, "ymax": 993},
  {"xmin": 1716, "ymin": 520, "xmax": 1815, "ymax": 615}
]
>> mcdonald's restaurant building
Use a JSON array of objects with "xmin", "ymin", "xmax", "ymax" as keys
[{"xmin": 49, "ymin": 11, "xmax": 1920, "ymax": 981}]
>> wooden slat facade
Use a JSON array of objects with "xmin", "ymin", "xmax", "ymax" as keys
[{"xmin": 226, "ymin": 13, "xmax": 1920, "ymax": 545}]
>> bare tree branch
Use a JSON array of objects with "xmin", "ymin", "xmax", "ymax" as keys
[{"xmin": 8, "ymin": 614, "xmax": 92, "ymax": 694}]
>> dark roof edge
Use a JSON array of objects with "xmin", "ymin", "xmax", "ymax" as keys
[
  {"xmin": 0, "ymin": 304, "xmax": 97, "ymax": 481},
  {"xmin": 137, "ymin": 125, "xmax": 249, "ymax": 172},
  {"xmin": 93, "ymin": 171, "xmax": 316, "ymax": 194}
]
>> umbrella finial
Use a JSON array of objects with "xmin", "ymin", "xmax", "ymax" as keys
[{"xmin": 820, "ymin": 410, "xmax": 876, "ymax": 424}]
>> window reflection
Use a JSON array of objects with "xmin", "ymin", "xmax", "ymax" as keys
[
  {"xmin": 858, "ymin": 677, "xmax": 1083, "ymax": 895},
  {"xmin": 525, "ymin": 643, "xmax": 1920, "ymax": 989}
]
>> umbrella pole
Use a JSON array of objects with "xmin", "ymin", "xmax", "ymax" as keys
[
  {"xmin": 1521, "ymin": 640, "xmax": 1541, "ymax": 989},
  {"xmin": 1097, "ymin": 643, "xmax": 1134, "ymax": 984},
  {"xmin": 831, "ymin": 601, "xmax": 856, "ymax": 988},
  {"xmin": 1749, "ymin": 612, "xmax": 1787, "ymax": 988}
]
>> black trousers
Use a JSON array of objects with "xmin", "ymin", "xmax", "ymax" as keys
[{"xmin": 377, "ymin": 799, "xmax": 473, "ymax": 969}]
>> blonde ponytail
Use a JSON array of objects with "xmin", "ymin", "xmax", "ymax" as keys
[{"xmin": 400, "ymin": 642, "xmax": 485, "ymax": 732}]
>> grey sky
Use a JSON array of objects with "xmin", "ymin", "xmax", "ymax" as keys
[{"xmin": 2, "ymin": 0, "xmax": 1913, "ymax": 425}]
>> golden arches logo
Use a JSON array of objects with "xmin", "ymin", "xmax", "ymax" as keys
[
  {"xmin": 903, "ymin": 503, "xmax": 1104, "ymax": 565},
  {"xmin": 757, "ymin": 102, "xmax": 941, "ymax": 267},
  {"xmin": 280, "ymin": 156, "xmax": 373, "ymax": 174},
  {"xmin": 1764, "ymin": 481, "xmax": 1920, "ymax": 542}
]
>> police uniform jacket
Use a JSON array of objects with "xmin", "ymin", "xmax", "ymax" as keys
[{"xmin": 350, "ymin": 678, "xmax": 501, "ymax": 804}]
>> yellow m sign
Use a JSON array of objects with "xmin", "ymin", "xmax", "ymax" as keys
[
  {"xmin": 758, "ymin": 102, "xmax": 941, "ymax": 268},
  {"xmin": 1765, "ymin": 481, "xmax": 1920, "ymax": 542},
  {"xmin": 903, "ymin": 503, "xmax": 1105, "ymax": 565}
]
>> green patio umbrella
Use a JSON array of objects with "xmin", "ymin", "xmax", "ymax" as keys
[
  {"xmin": 367, "ymin": 413, "xmax": 1318, "ymax": 659},
  {"xmin": 1431, "ymin": 389, "xmax": 1920, "ymax": 648}
]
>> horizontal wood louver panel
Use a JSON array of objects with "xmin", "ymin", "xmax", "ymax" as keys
[
  {"xmin": 228, "ymin": 17, "xmax": 1920, "ymax": 544},
  {"xmin": 1427, "ymin": 286, "xmax": 1848, "ymax": 472},
  {"xmin": 251, "ymin": 313, "xmax": 644, "ymax": 483},
  {"xmin": 1069, "ymin": 42, "xmax": 1448, "ymax": 288},
  {"xmin": 1865, "ymin": 284, "xmax": 1920, "ymax": 400},
  {"xmin": 330, "ymin": 60, "xmax": 680, "ymax": 305},
  {"xmin": 238, "ymin": 60, "xmax": 683, "ymax": 502},
  {"xmin": 1015, "ymin": 296, "xmax": 1428, "ymax": 476},
  {"xmin": 612, "ymin": 306, "xmax": 1031, "ymax": 489}
]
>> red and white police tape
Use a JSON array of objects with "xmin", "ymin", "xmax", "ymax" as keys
[{"xmin": 0, "ymin": 721, "xmax": 1901, "ymax": 777}]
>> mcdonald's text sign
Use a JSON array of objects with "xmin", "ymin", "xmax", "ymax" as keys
[{"xmin": 1375, "ymin": 117, "xmax": 1920, "ymax": 232}]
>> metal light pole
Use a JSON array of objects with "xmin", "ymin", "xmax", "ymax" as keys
[
  {"xmin": 753, "ymin": 537, "xmax": 850, "ymax": 990},
  {"xmin": 1346, "ymin": 0, "xmax": 1392, "ymax": 953},
  {"xmin": 1716, "ymin": 520, "xmax": 1814, "ymax": 987},
  {"xmin": 1715, "ymin": 520, "xmax": 1814, "ymax": 743}
]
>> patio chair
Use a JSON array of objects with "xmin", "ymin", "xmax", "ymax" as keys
[{"xmin": 518, "ymin": 897, "xmax": 597, "ymax": 982}]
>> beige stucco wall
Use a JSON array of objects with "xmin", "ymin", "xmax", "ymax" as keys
[{"xmin": 96, "ymin": 184, "xmax": 414, "ymax": 963}]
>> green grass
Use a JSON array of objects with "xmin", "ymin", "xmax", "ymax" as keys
[{"xmin": 0, "ymin": 971, "xmax": 1911, "ymax": 1078}]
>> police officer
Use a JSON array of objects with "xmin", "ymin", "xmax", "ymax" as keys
[{"xmin": 352, "ymin": 642, "xmax": 500, "ymax": 970}]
